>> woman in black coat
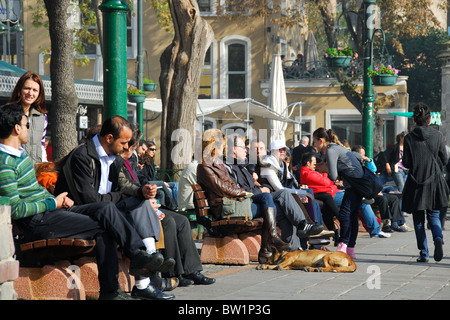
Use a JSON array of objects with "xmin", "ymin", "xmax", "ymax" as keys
[{"xmin": 402, "ymin": 103, "xmax": 449, "ymax": 262}]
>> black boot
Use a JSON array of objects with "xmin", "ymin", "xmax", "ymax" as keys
[{"xmin": 263, "ymin": 207, "xmax": 290, "ymax": 251}]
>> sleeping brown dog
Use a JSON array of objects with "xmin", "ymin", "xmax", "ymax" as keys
[{"xmin": 257, "ymin": 249, "xmax": 356, "ymax": 273}]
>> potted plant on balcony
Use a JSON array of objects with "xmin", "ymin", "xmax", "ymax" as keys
[
  {"xmin": 324, "ymin": 46, "xmax": 353, "ymax": 67},
  {"xmin": 367, "ymin": 64, "xmax": 399, "ymax": 86},
  {"xmin": 143, "ymin": 78, "xmax": 158, "ymax": 92},
  {"xmin": 127, "ymin": 87, "xmax": 147, "ymax": 103}
]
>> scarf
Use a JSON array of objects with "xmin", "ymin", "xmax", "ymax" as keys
[{"xmin": 124, "ymin": 159, "xmax": 137, "ymax": 181}]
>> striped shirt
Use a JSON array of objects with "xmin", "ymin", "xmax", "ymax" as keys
[{"xmin": 0, "ymin": 144, "xmax": 56, "ymax": 220}]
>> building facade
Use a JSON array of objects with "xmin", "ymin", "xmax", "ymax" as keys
[{"xmin": 3, "ymin": 0, "xmax": 447, "ymax": 164}]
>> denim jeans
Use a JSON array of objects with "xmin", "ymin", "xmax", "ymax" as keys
[
  {"xmin": 333, "ymin": 188, "xmax": 362, "ymax": 247},
  {"xmin": 250, "ymin": 192, "xmax": 276, "ymax": 219},
  {"xmin": 380, "ymin": 170, "xmax": 406, "ymax": 192},
  {"xmin": 168, "ymin": 182, "xmax": 178, "ymax": 206},
  {"xmin": 334, "ymin": 190, "xmax": 381, "ymax": 236},
  {"xmin": 412, "ymin": 209, "xmax": 443, "ymax": 259}
]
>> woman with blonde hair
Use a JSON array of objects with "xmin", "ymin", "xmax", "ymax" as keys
[{"xmin": 197, "ymin": 129, "xmax": 290, "ymax": 262}]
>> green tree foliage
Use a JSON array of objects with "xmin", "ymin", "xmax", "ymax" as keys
[{"xmin": 387, "ymin": 28, "xmax": 450, "ymax": 112}]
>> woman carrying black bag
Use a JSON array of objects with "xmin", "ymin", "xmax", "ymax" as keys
[
  {"xmin": 313, "ymin": 128, "xmax": 364, "ymax": 259},
  {"xmin": 402, "ymin": 103, "xmax": 449, "ymax": 262}
]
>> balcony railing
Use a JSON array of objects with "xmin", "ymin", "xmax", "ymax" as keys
[
  {"xmin": 268, "ymin": 59, "xmax": 364, "ymax": 80},
  {"xmin": 0, "ymin": 74, "xmax": 103, "ymax": 105}
]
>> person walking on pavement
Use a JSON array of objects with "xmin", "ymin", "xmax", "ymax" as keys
[{"xmin": 402, "ymin": 103, "xmax": 449, "ymax": 262}]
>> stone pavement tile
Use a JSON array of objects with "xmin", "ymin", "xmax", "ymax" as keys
[{"xmin": 173, "ymin": 215, "xmax": 450, "ymax": 301}]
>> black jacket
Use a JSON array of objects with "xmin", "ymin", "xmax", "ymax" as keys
[
  {"xmin": 54, "ymin": 139, "xmax": 123, "ymax": 205},
  {"xmin": 225, "ymin": 158, "xmax": 263, "ymax": 195},
  {"xmin": 402, "ymin": 126, "xmax": 449, "ymax": 212},
  {"xmin": 374, "ymin": 142, "xmax": 401, "ymax": 175}
]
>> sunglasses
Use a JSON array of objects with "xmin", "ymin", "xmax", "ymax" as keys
[
  {"xmin": 21, "ymin": 122, "xmax": 30, "ymax": 129},
  {"xmin": 149, "ymin": 148, "xmax": 156, "ymax": 151}
]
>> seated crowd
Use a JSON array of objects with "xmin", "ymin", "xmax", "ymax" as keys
[{"xmin": 1, "ymin": 103, "xmax": 417, "ymax": 300}]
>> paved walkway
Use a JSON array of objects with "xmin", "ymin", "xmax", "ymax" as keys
[{"xmin": 172, "ymin": 214, "xmax": 450, "ymax": 301}]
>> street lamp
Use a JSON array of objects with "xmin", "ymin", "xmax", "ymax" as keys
[
  {"xmin": 136, "ymin": 0, "xmax": 144, "ymax": 133},
  {"xmin": 361, "ymin": 0, "xmax": 376, "ymax": 159},
  {"xmin": 0, "ymin": 22, "xmax": 7, "ymax": 32},
  {"xmin": 11, "ymin": 22, "xmax": 24, "ymax": 33},
  {"xmin": 1, "ymin": 0, "xmax": 25, "ymax": 65},
  {"xmin": 337, "ymin": 0, "xmax": 378, "ymax": 158}
]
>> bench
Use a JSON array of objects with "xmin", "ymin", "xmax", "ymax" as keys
[
  {"xmin": 14, "ymin": 230, "xmax": 97, "ymax": 268},
  {"xmin": 192, "ymin": 184, "xmax": 263, "ymax": 235},
  {"xmin": 191, "ymin": 184, "xmax": 265, "ymax": 265}
]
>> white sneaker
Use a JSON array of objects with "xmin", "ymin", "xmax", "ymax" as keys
[
  {"xmin": 309, "ymin": 230, "xmax": 335, "ymax": 239},
  {"xmin": 309, "ymin": 238, "xmax": 330, "ymax": 245},
  {"xmin": 371, "ymin": 231, "xmax": 391, "ymax": 238}
]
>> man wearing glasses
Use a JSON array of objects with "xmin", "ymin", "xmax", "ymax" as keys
[{"xmin": 0, "ymin": 104, "xmax": 171, "ymax": 300}]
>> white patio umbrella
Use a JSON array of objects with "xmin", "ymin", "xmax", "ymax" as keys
[
  {"xmin": 305, "ymin": 31, "xmax": 319, "ymax": 71},
  {"xmin": 93, "ymin": 45, "xmax": 103, "ymax": 82},
  {"xmin": 268, "ymin": 54, "xmax": 288, "ymax": 143}
]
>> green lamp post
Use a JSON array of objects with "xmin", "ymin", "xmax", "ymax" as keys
[
  {"xmin": 136, "ymin": 0, "xmax": 144, "ymax": 134},
  {"xmin": 361, "ymin": 0, "xmax": 376, "ymax": 159},
  {"xmin": 99, "ymin": 0, "xmax": 130, "ymax": 120}
]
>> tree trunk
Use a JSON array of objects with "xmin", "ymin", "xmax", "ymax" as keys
[
  {"xmin": 44, "ymin": 0, "xmax": 79, "ymax": 161},
  {"xmin": 159, "ymin": 0, "xmax": 214, "ymax": 175}
]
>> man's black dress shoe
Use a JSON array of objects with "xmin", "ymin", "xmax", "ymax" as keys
[
  {"xmin": 184, "ymin": 272, "xmax": 216, "ymax": 285},
  {"xmin": 177, "ymin": 276, "xmax": 194, "ymax": 287},
  {"xmin": 98, "ymin": 289, "xmax": 136, "ymax": 300},
  {"xmin": 129, "ymin": 251, "xmax": 164, "ymax": 277},
  {"xmin": 150, "ymin": 273, "xmax": 179, "ymax": 291},
  {"xmin": 131, "ymin": 284, "xmax": 175, "ymax": 300},
  {"xmin": 159, "ymin": 257, "xmax": 176, "ymax": 273}
]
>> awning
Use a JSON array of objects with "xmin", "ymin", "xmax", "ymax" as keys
[
  {"xmin": 0, "ymin": 60, "xmax": 27, "ymax": 74},
  {"xmin": 134, "ymin": 98, "xmax": 299, "ymax": 123},
  {"xmin": 388, "ymin": 111, "xmax": 441, "ymax": 125}
]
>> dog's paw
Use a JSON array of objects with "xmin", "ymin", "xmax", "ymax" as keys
[
  {"xmin": 303, "ymin": 267, "xmax": 312, "ymax": 272},
  {"xmin": 276, "ymin": 266, "xmax": 285, "ymax": 271},
  {"xmin": 256, "ymin": 264, "xmax": 264, "ymax": 270}
]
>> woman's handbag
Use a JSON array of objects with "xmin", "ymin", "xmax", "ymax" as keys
[
  {"xmin": 344, "ymin": 165, "xmax": 383, "ymax": 199},
  {"xmin": 221, "ymin": 196, "xmax": 253, "ymax": 220}
]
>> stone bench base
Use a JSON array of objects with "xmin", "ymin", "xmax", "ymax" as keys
[
  {"xmin": 14, "ymin": 254, "xmax": 134, "ymax": 300},
  {"xmin": 200, "ymin": 232, "xmax": 261, "ymax": 265}
]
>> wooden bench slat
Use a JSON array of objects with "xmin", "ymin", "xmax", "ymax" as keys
[
  {"xmin": 47, "ymin": 239, "xmax": 61, "ymax": 246},
  {"xmin": 196, "ymin": 199, "xmax": 209, "ymax": 208},
  {"xmin": 74, "ymin": 239, "xmax": 96, "ymax": 247},
  {"xmin": 191, "ymin": 184, "xmax": 203, "ymax": 192},
  {"xmin": 198, "ymin": 208, "xmax": 209, "ymax": 217},
  {"xmin": 33, "ymin": 240, "xmax": 48, "ymax": 249},
  {"xmin": 20, "ymin": 243, "xmax": 34, "ymax": 251},
  {"xmin": 192, "ymin": 183, "xmax": 264, "ymax": 235},
  {"xmin": 60, "ymin": 238, "xmax": 75, "ymax": 246}
]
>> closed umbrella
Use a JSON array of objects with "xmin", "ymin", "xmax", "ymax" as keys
[
  {"xmin": 268, "ymin": 54, "xmax": 288, "ymax": 143},
  {"xmin": 305, "ymin": 31, "xmax": 319, "ymax": 71},
  {"xmin": 93, "ymin": 45, "xmax": 103, "ymax": 82}
]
